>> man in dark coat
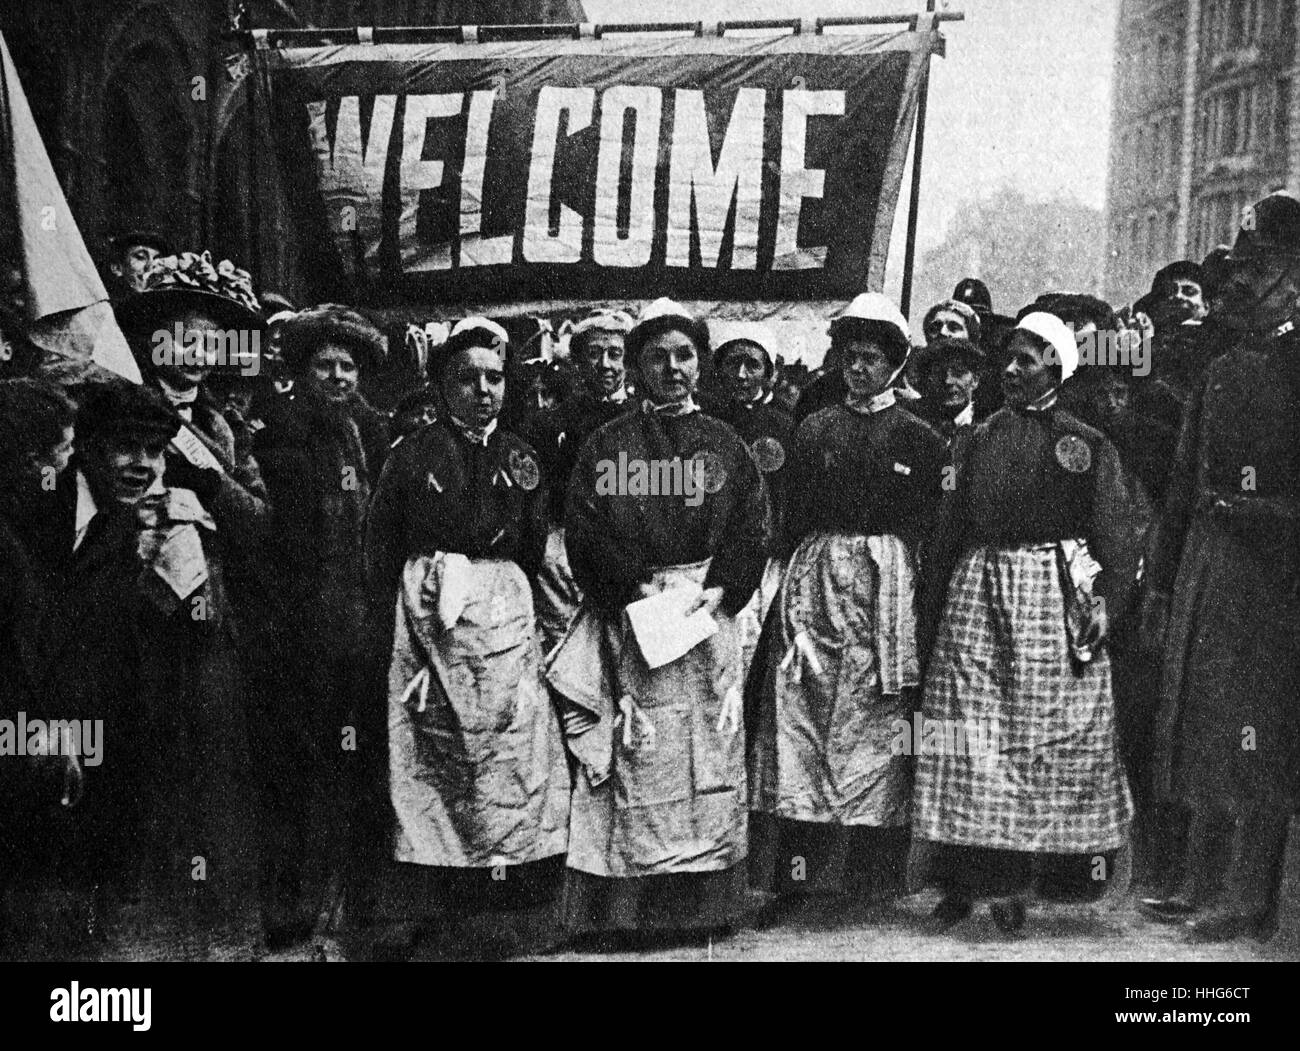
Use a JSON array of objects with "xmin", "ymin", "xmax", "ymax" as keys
[{"xmin": 1141, "ymin": 191, "xmax": 1300, "ymax": 941}]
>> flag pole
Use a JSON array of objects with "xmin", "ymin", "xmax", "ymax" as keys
[{"xmin": 900, "ymin": 1, "xmax": 938, "ymax": 319}]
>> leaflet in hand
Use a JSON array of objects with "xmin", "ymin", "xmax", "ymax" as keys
[{"xmin": 626, "ymin": 584, "xmax": 718, "ymax": 669}]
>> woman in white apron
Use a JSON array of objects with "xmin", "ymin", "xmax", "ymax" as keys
[
  {"xmin": 364, "ymin": 318, "xmax": 569, "ymax": 957},
  {"xmin": 750, "ymin": 294, "xmax": 946, "ymax": 909},
  {"xmin": 548, "ymin": 299, "xmax": 772, "ymax": 942}
]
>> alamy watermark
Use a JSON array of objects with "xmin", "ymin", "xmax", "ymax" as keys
[
  {"xmin": 890, "ymin": 713, "xmax": 1000, "ymax": 760},
  {"xmin": 593, "ymin": 451, "xmax": 725, "ymax": 507},
  {"xmin": 0, "ymin": 712, "xmax": 103, "ymax": 766},
  {"xmin": 151, "ymin": 323, "xmax": 261, "ymax": 376},
  {"xmin": 1041, "ymin": 326, "xmax": 1152, "ymax": 377}
]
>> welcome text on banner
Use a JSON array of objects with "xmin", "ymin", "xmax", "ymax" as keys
[{"xmin": 256, "ymin": 32, "xmax": 935, "ymax": 316}]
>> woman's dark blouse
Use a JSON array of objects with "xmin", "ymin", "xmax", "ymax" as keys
[
  {"xmin": 785, "ymin": 402, "xmax": 946, "ymax": 553},
  {"xmin": 564, "ymin": 407, "xmax": 772, "ymax": 617},
  {"xmin": 364, "ymin": 420, "xmax": 548, "ymax": 610}
]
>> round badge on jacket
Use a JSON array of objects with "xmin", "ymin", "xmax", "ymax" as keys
[
  {"xmin": 1054, "ymin": 434, "xmax": 1092, "ymax": 473},
  {"xmin": 508, "ymin": 448, "xmax": 541, "ymax": 490},
  {"xmin": 698, "ymin": 450, "xmax": 728, "ymax": 494},
  {"xmin": 751, "ymin": 436, "xmax": 786, "ymax": 473}
]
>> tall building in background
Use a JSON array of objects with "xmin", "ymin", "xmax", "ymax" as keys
[{"xmin": 1105, "ymin": 0, "xmax": 1299, "ymax": 305}]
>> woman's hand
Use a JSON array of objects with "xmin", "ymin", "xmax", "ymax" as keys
[{"xmin": 684, "ymin": 586, "xmax": 724, "ymax": 618}]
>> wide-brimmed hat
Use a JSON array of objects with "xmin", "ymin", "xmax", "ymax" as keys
[
  {"xmin": 279, "ymin": 303, "xmax": 387, "ymax": 371},
  {"xmin": 115, "ymin": 250, "xmax": 265, "ymax": 336}
]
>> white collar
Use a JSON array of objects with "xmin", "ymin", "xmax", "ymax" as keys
[
  {"xmin": 641, "ymin": 396, "xmax": 699, "ymax": 417},
  {"xmin": 156, "ymin": 376, "xmax": 199, "ymax": 406},
  {"xmin": 954, "ymin": 401, "xmax": 975, "ymax": 427},
  {"xmin": 73, "ymin": 469, "xmax": 98, "ymax": 552},
  {"xmin": 845, "ymin": 388, "xmax": 897, "ymax": 415},
  {"xmin": 1023, "ymin": 389, "xmax": 1060, "ymax": 414},
  {"xmin": 600, "ymin": 387, "xmax": 628, "ymax": 404},
  {"xmin": 448, "ymin": 415, "xmax": 498, "ymax": 447}
]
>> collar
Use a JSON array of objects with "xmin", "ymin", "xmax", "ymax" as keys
[
  {"xmin": 844, "ymin": 388, "xmax": 897, "ymax": 415},
  {"xmin": 156, "ymin": 376, "xmax": 199, "ymax": 407},
  {"xmin": 600, "ymin": 387, "xmax": 628, "ymax": 405},
  {"xmin": 157, "ymin": 377, "xmax": 199, "ymax": 422},
  {"xmin": 73, "ymin": 469, "xmax": 98, "ymax": 552},
  {"xmin": 953, "ymin": 401, "xmax": 975, "ymax": 428},
  {"xmin": 447, "ymin": 415, "xmax": 498, "ymax": 447},
  {"xmin": 641, "ymin": 396, "xmax": 699, "ymax": 418},
  {"xmin": 1021, "ymin": 389, "xmax": 1059, "ymax": 414}
]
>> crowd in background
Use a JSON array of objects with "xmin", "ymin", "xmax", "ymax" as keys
[{"xmin": 0, "ymin": 190, "xmax": 1297, "ymax": 959}]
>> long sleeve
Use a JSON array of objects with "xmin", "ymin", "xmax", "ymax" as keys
[
  {"xmin": 363, "ymin": 443, "xmax": 411, "ymax": 609},
  {"xmin": 564, "ymin": 434, "xmax": 649, "ymax": 613},
  {"xmin": 1087, "ymin": 435, "xmax": 1152, "ymax": 625},
  {"xmin": 703, "ymin": 448, "xmax": 771, "ymax": 617}
]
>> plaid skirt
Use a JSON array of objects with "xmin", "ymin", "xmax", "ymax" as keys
[{"xmin": 912, "ymin": 544, "xmax": 1131, "ymax": 853}]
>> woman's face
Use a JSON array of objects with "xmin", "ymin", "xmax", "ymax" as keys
[
  {"xmin": 840, "ymin": 338, "xmax": 896, "ymax": 399},
  {"xmin": 1002, "ymin": 331, "xmax": 1059, "ymax": 408},
  {"xmin": 640, "ymin": 328, "xmax": 700, "ymax": 404},
  {"xmin": 441, "ymin": 345, "xmax": 505, "ymax": 426},
  {"xmin": 721, "ymin": 343, "xmax": 769, "ymax": 403},
  {"xmin": 925, "ymin": 308, "xmax": 970, "ymax": 343},
  {"xmin": 156, "ymin": 308, "xmax": 223, "ymax": 390},
  {"xmin": 574, "ymin": 331, "xmax": 627, "ymax": 398},
  {"xmin": 302, "ymin": 341, "xmax": 359, "ymax": 403}
]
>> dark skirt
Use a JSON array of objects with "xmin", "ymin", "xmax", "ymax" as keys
[
  {"xmin": 560, "ymin": 864, "xmax": 749, "ymax": 934},
  {"xmin": 367, "ymin": 856, "xmax": 566, "ymax": 959},
  {"xmin": 374, "ymin": 855, "xmax": 565, "ymax": 920},
  {"xmin": 751, "ymin": 817, "xmax": 910, "ymax": 900},
  {"xmin": 930, "ymin": 844, "xmax": 1118, "ymax": 903}
]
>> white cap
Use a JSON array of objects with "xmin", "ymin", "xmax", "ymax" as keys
[
  {"xmin": 636, "ymin": 297, "xmax": 695, "ymax": 327},
  {"xmin": 1016, "ymin": 311, "xmax": 1079, "ymax": 383},
  {"xmin": 571, "ymin": 309, "xmax": 634, "ymax": 339},
  {"xmin": 450, "ymin": 315, "xmax": 509, "ymax": 349},
  {"xmin": 712, "ymin": 321, "xmax": 779, "ymax": 369},
  {"xmin": 831, "ymin": 292, "xmax": 910, "ymax": 346}
]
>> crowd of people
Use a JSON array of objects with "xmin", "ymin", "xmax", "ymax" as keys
[{"xmin": 0, "ymin": 189, "xmax": 1297, "ymax": 960}]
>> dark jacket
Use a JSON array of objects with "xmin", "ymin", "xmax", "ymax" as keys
[
  {"xmin": 919, "ymin": 403, "xmax": 1151, "ymax": 661},
  {"xmin": 364, "ymin": 419, "xmax": 549, "ymax": 644},
  {"xmin": 524, "ymin": 390, "xmax": 632, "ymax": 525},
  {"xmin": 564, "ymin": 406, "xmax": 772, "ymax": 617},
  {"xmin": 254, "ymin": 392, "xmax": 389, "ymax": 658},
  {"xmin": 786, "ymin": 402, "xmax": 946, "ymax": 554}
]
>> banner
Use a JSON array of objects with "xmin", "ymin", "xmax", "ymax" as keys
[
  {"xmin": 0, "ymin": 32, "xmax": 139, "ymax": 382},
  {"xmin": 256, "ymin": 30, "xmax": 936, "ymax": 319}
]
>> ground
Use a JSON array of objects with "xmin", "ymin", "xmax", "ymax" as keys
[{"xmin": 11, "ymin": 827, "xmax": 1300, "ymax": 962}]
